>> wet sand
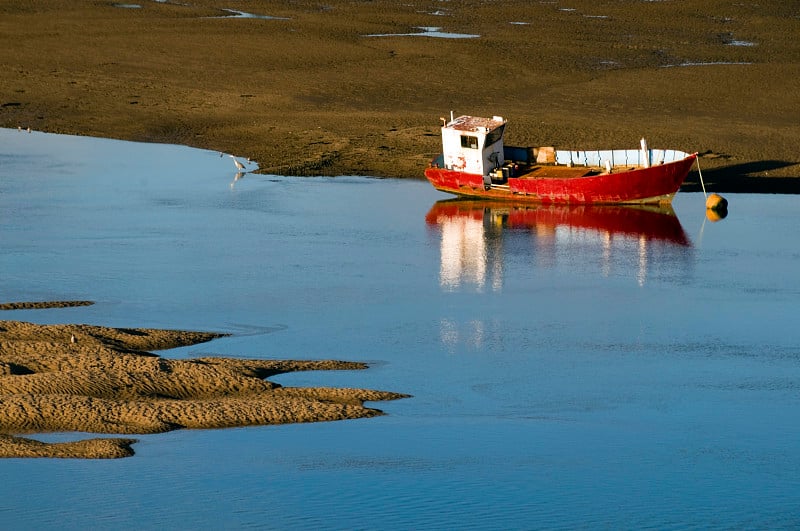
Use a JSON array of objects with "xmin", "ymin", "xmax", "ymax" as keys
[
  {"xmin": 0, "ymin": 303, "xmax": 407, "ymax": 458},
  {"xmin": 0, "ymin": 0, "xmax": 798, "ymax": 189}
]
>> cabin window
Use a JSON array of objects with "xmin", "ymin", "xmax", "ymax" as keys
[{"xmin": 460, "ymin": 135, "xmax": 478, "ymax": 149}]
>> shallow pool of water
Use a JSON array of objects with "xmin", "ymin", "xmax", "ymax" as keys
[
  {"xmin": 364, "ymin": 26, "xmax": 480, "ymax": 39},
  {"xmin": 1, "ymin": 129, "xmax": 799, "ymax": 529}
]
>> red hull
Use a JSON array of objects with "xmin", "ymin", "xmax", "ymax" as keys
[{"xmin": 425, "ymin": 153, "xmax": 697, "ymax": 205}]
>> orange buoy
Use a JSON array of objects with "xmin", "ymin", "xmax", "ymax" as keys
[
  {"xmin": 705, "ymin": 193, "xmax": 728, "ymax": 211},
  {"xmin": 705, "ymin": 193, "xmax": 728, "ymax": 221}
]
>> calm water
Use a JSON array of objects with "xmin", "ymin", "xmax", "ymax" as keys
[{"xmin": 1, "ymin": 129, "xmax": 799, "ymax": 529}]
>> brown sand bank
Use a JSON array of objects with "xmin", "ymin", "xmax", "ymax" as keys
[
  {"xmin": 0, "ymin": 311, "xmax": 407, "ymax": 459},
  {"xmin": 1, "ymin": 1, "xmax": 799, "ymax": 190}
]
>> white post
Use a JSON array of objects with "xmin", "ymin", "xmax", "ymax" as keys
[{"xmin": 640, "ymin": 138, "xmax": 650, "ymax": 168}]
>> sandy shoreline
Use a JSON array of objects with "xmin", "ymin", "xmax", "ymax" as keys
[
  {"xmin": 0, "ymin": 302, "xmax": 408, "ymax": 459},
  {"xmin": 1, "ymin": 1, "xmax": 798, "ymax": 190}
]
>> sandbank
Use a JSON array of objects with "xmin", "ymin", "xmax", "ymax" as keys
[{"xmin": 0, "ymin": 302, "xmax": 407, "ymax": 459}]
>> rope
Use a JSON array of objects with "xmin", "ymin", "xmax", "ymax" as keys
[{"xmin": 696, "ymin": 155, "xmax": 707, "ymax": 199}]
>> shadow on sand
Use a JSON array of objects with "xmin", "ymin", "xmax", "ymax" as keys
[{"xmin": 681, "ymin": 160, "xmax": 800, "ymax": 194}]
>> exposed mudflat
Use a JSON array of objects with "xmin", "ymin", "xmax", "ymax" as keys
[{"xmin": 0, "ymin": 0, "xmax": 798, "ymax": 190}]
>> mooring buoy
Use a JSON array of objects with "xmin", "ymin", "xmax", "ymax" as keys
[
  {"xmin": 705, "ymin": 193, "xmax": 728, "ymax": 221},
  {"xmin": 706, "ymin": 193, "xmax": 728, "ymax": 211}
]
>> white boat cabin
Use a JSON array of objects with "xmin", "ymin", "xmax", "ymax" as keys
[{"xmin": 440, "ymin": 114, "xmax": 507, "ymax": 179}]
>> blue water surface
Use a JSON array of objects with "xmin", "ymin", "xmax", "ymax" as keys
[{"xmin": 1, "ymin": 129, "xmax": 799, "ymax": 529}]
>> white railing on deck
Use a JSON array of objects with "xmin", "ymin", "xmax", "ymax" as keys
[{"xmin": 554, "ymin": 149, "xmax": 691, "ymax": 168}]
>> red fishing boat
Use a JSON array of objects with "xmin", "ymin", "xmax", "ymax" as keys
[{"xmin": 425, "ymin": 114, "xmax": 697, "ymax": 204}]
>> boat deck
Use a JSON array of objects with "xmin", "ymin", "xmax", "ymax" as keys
[
  {"xmin": 502, "ymin": 163, "xmax": 633, "ymax": 181},
  {"xmin": 520, "ymin": 165, "xmax": 602, "ymax": 179}
]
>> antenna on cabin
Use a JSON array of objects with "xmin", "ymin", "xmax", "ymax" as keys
[{"xmin": 450, "ymin": 110, "xmax": 454, "ymax": 123}]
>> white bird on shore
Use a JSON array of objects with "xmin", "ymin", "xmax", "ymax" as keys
[{"xmin": 229, "ymin": 155, "xmax": 246, "ymax": 171}]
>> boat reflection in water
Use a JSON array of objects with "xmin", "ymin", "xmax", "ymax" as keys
[{"xmin": 425, "ymin": 200, "xmax": 691, "ymax": 291}]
